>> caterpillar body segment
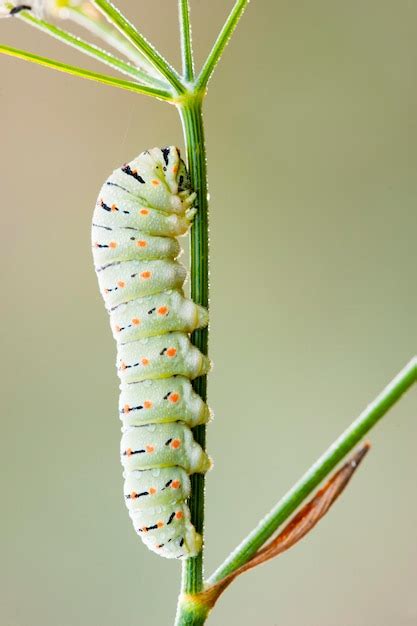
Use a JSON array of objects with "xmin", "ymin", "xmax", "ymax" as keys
[
  {"xmin": 97, "ymin": 259, "xmax": 187, "ymax": 308},
  {"xmin": 109, "ymin": 290, "xmax": 208, "ymax": 343},
  {"xmin": 119, "ymin": 377, "xmax": 210, "ymax": 428},
  {"xmin": 123, "ymin": 467, "xmax": 191, "ymax": 512},
  {"xmin": 91, "ymin": 225, "xmax": 181, "ymax": 265},
  {"xmin": 93, "ymin": 194, "xmax": 196, "ymax": 237},
  {"xmin": 92, "ymin": 146, "xmax": 210, "ymax": 559},
  {"xmin": 132, "ymin": 502, "xmax": 201, "ymax": 558},
  {"xmin": 117, "ymin": 332, "xmax": 211, "ymax": 383},
  {"xmin": 121, "ymin": 422, "xmax": 212, "ymax": 474}
]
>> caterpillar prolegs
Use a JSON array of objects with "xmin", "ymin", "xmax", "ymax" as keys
[{"xmin": 92, "ymin": 146, "xmax": 211, "ymax": 559}]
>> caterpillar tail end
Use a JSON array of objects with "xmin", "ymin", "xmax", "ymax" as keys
[{"xmin": 148, "ymin": 525, "xmax": 202, "ymax": 560}]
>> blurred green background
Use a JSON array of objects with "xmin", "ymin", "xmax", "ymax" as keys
[{"xmin": 1, "ymin": 1, "xmax": 417, "ymax": 624}]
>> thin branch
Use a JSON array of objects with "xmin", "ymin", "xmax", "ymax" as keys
[
  {"xmin": 0, "ymin": 44, "xmax": 174, "ymax": 101},
  {"xmin": 195, "ymin": 0, "xmax": 249, "ymax": 92},
  {"xmin": 176, "ymin": 98, "xmax": 209, "ymax": 603},
  {"xmin": 17, "ymin": 10, "xmax": 170, "ymax": 89},
  {"xmin": 197, "ymin": 444, "xmax": 370, "ymax": 610},
  {"xmin": 93, "ymin": 0, "xmax": 185, "ymax": 93},
  {"xmin": 178, "ymin": 0, "xmax": 194, "ymax": 82},
  {"xmin": 208, "ymin": 357, "xmax": 417, "ymax": 584},
  {"xmin": 59, "ymin": 4, "xmax": 158, "ymax": 74}
]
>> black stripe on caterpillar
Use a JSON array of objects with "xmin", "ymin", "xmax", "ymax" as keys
[{"xmin": 92, "ymin": 146, "xmax": 211, "ymax": 559}]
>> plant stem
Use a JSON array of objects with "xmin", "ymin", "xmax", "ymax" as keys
[
  {"xmin": 62, "ymin": 5, "xmax": 156, "ymax": 73},
  {"xmin": 0, "ymin": 44, "xmax": 174, "ymax": 101},
  {"xmin": 93, "ymin": 0, "xmax": 185, "ymax": 93},
  {"xmin": 208, "ymin": 356, "xmax": 417, "ymax": 584},
  {"xmin": 178, "ymin": 0, "xmax": 194, "ymax": 82},
  {"xmin": 174, "ymin": 94, "xmax": 209, "ymax": 623},
  {"xmin": 175, "ymin": 595, "xmax": 211, "ymax": 626},
  {"xmin": 17, "ymin": 11, "xmax": 170, "ymax": 88},
  {"xmin": 195, "ymin": 0, "xmax": 250, "ymax": 92}
]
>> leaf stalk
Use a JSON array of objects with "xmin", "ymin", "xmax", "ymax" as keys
[
  {"xmin": 92, "ymin": 0, "xmax": 185, "ymax": 93},
  {"xmin": 17, "ymin": 10, "xmax": 170, "ymax": 89},
  {"xmin": 178, "ymin": 0, "xmax": 195, "ymax": 82},
  {"xmin": 0, "ymin": 44, "xmax": 174, "ymax": 100},
  {"xmin": 209, "ymin": 357, "xmax": 417, "ymax": 585},
  {"xmin": 195, "ymin": 0, "xmax": 250, "ymax": 92}
]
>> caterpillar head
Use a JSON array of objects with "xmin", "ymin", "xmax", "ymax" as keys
[{"xmin": 114, "ymin": 146, "xmax": 196, "ymax": 216}]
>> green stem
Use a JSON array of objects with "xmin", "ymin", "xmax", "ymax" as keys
[
  {"xmin": 0, "ymin": 44, "xmax": 174, "ymax": 101},
  {"xmin": 17, "ymin": 11, "xmax": 170, "ymax": 88},
  {"xmin": 174, "ymin": 95, "xmax": 209, "ymax": 619},
  {"xmin": 208, "ymin": 356, "xmax": 417, "ymax": 584},
  {"xmin": 63, "ymin": 5, "xmax": 156, "ymax": 73},
  {"xmin": 178, "ymin": 0, "xmax": 194, "ymax": 82},
  {"xmin": 93, "ymin": 0, "xmax": 185, "ymax": 93},
  {"xmin": 195, "ymin": 0, "xmax": 250, "ymax": 92},
  {"xmin": 175, "ymin": 595, "xmax": 211, "ymax": 626}
]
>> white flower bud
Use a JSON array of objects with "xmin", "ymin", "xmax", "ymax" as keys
[{"xmin": 43, "ymin": 0, "xmax": 83, "ymax": 18}]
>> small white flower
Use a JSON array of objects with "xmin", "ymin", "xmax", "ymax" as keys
[
  {"xmin": 44, "ymin": 0, "xmax": 84, "ymax": 18},
  {"xmin": 0, "ymin": 0, "xmax": 43, "ymax": 18}
]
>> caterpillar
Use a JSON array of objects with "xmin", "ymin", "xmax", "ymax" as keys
[{"xmin": 91, "ymin": 146, "xmax": 211, "ymax": 560}]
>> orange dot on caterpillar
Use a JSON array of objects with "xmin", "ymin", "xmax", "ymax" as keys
[
  {"xmin": 140, "ymin": 271, "xmax": 152, "ymax": 280},
  {"xmin": 141, "ymin": 358, "xmax": 150, "ymax": 366},
  {"xmin": 109, "ymin": 241, "xmax": 117, "ymax": 249},
  {"xmin": 168, "ymin": 393, "xmax": 180, "ymax": 403},
  {"xmin": 157, "ymin": 306, "xmax": 169, "ymax": 315},
  {"xmin": 171, "ymin": 480, "xmax": 181, "ymax": 489},
  {"xmin": 166, "ymin": 347, "xmax": 177, "ymax": 358},
  {"xmin": 149, "ymin": 487, "xmax": 157, "ymax": 495},
  {"xmin": 143, "ymin": 400, "xmax": 153, "ymax": 409},
  {"xmin": 132, "ymin": 318, "xmax": 141, "ymax": 325},
  {"xmin": 146, "ymin": 445, "xmax": 155, "ymax": 453},
  {"xmin": 137, "ymin": 240, "xmax": 147, "ymax": 248},
  {"xmin": 139, "ymin": 208, "xmax": 149, "ymax": 215},
  {"xmin": 117, "ymin": 280, "xmax": 125, "ymax": 288},
  {"xmin": 171, "ymin": 439, "xmax": 181, "ymax": 449}
]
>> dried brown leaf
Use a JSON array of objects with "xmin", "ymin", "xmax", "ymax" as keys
[{"xmin": 199, "ymin": 442, "xmax": 371, "ymax": 609}]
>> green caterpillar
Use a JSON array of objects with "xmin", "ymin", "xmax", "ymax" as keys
[{"xmin": 92, "ymin": 147, "xmax": 211, "ymax": 559}]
